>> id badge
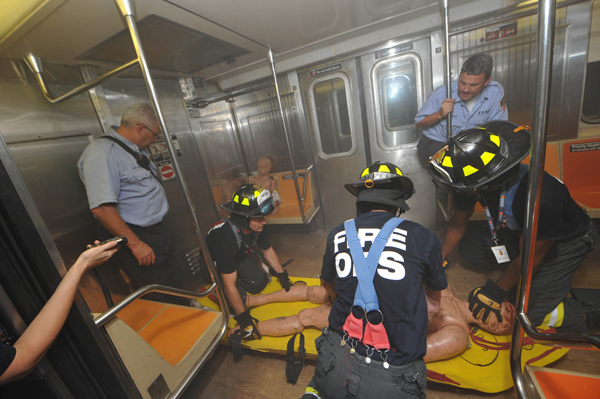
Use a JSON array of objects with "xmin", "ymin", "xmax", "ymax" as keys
[{"xmin": 491, "ymin": 245, "xmax": 510, "ymax": 263}]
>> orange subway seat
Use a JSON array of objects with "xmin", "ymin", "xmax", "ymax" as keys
[
  {"xmin": 268, "ymin": 170, "xmax": 314, "ymax": 220},
  {"xmin": 534, "ymin": 369, "xmax": 600, "ymax": 399},
  {"xmin": 115, "ymin": 299, "xmax": 166, "ymax": 332},
  {"xmin": 562, "ymin": 139, "xmax": 600, "ymax": 209},
  {"xmin": 137, "ymin": 307, "xmax": 218, "ymax": 365},
  {"xmin": 115, "ymin": 299, "xmax": 218, "ymax": 366}
]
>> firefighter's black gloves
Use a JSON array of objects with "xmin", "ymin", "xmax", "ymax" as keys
[
  {"xmin": 468, "ymin": 279, "xmax": 507, "ymax": 323},
  {"xmin": 232, "ymin": 309, "xmax": 261, "ymax": 340},
  {"xmin": 274, "ymin": 270, "xmax": 293, "ymax": 292}
]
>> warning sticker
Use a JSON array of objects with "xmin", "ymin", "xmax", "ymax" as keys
[
  {"xmin": 160, "ymin": 165, "xmax": 176, "ymax": 182},
  {"xmin": 375, "ymin": 43, "xmax": 413, "ymax": 59},
  {"xmin": 486, "ymin": 22, "xmax": 517, "ymax": 42},
  {"xmin": 310, "ymin": 64, "xmax": 342, "ymax": 77},
  {"xmin": 570, "ymin": 142, "xmax": 600, "ymax": 152},
  {"xmin": 282, "ymin": 173, "xmax": 305, "ymax": 180}
]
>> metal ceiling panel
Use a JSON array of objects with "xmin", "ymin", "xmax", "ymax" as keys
[{"xmin": 78, "ymin": 14, "xmax": 249, "ymax": 73}]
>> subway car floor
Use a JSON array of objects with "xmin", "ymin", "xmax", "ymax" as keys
[{"xmin": 179, "ymin": 223, "xmax": 600, "ymax": 399}]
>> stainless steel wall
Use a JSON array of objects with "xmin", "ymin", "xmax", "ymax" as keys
[
  {"xmin": 192, "ymin": 74, "xmax": 315, "ymax": 221},
  {"xmin": 0, "ymin": 62, "xmax": 102, "ymax": 266},
  {"xmin": 449, "ymin": 4, "xmax": 591, "ymax": 140},
  {"xmin": 0, "ymin": 62, "xmax": 216, "ymax": 301},
  {"xmin": 95, "ymin": 77, "xmax": 219, "ymax": 289}
]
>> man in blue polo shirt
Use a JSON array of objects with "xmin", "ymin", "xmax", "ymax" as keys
[
  {"xmin": 415, "ymin": 53, "xmax": 508, "ymax": 163},
  {"xmin": 78, "ymin": 103, "xmax": 175, "ymax": 290}
]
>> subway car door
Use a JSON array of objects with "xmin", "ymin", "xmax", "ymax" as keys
[
  {"xmin": 299, "ymin": 59, "xmax": 367, "ymax": 230},
  {"xmin": 359, "ymin": 38, "xmax": 437, "ymax": 229}
]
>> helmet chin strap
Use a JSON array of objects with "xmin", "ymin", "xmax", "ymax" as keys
[{"xmin": 230, "ymin": 213, "xmax": 250, "ymax": 230}]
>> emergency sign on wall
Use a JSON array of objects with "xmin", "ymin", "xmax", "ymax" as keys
[
  {"xmin": 149, "ymin": 134, "xmax": 182, "ymax": 182},
  {"xmin": 485, "ymin": 22, "xmax": 517, "ymax": 42}
]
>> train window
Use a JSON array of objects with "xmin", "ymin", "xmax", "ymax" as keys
[
  {"xmin": 581, "ymin": 61, "xmax": 600, "ymax": 124},
  {"xmin": 372, "ymin": 54, "xmax": 422, "ymax": 149},
  {"xmin": 308, "ymin": 74, "xmax": 356, "ymax": 158}
]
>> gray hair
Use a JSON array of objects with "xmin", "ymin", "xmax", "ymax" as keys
[
  {"xmin": 121, "ymin": 103, "xmax": 157, "ymax": 128},
  {"xmin": 460, "ymin": 54, "xmax": 494, "ymax": 80}
]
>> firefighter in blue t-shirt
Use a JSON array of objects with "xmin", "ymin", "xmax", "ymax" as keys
[
  {"xmin": 303, "ymin": 162, "xmax": 447, "ymax": 399},
  {"xmin": 428, "ymin": 120, "xmax": 600, "ymax": 334}
]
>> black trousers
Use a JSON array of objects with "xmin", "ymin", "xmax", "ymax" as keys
[
  {"xmin": 98, "ymin": 222, "xmax": 187, "ymax": 305},
  {"xmin": 458, "ymin": 221, "xmax": 598, "ymax": 333}
]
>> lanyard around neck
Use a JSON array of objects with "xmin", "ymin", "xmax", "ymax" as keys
[{"xmin": 476, "ymin": 189, "xmax": 507, "ymax": 245}]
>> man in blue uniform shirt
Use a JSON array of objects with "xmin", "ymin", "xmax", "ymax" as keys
[
  {"xmin": 303, "ymin": 162, "xmax": 447, "ymax": 399},
  {"xmin": 78, "ymin": 103, "xmax": 176, "ymax": 290},
  {"xmin": 415, "ymin": 53, "xmax": 508, "ymax": 163}
]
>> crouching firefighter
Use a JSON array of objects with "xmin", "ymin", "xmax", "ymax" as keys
[
  {"xmin": 428, "ymin": 121, "xmax": 599, "ymax": 333},
  {"xmin": 303, "ymin": 162, "xmax": 448, "ymax": 399},
  {"xmin": 206, "ymin": 184, "xmax": 294, "ymax": 356}
]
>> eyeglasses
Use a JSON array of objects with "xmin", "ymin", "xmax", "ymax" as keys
[{"xmin": 137, "ymin": 124, "xmax": 160, "ymax": 137}]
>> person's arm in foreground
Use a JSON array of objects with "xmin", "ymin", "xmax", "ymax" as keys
[{"xmin": 0, "ymin": 241, "xmax": 119, "ymax": 385}]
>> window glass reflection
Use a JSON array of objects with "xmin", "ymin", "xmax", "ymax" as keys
[{"xmin": 313, "ymin": 77, "xmax": 353, "ymax": 155}]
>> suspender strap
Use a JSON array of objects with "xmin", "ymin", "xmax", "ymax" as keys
[{"xmin": 344, "ymin": 217, "xmax": 404, "ymax": 312}]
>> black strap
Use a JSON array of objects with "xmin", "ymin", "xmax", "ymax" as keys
[
  {"xmin": 99, "ymin": 135, "xmax": 158, "ymax": 180},
  {"xmin": 228, "ymin": 329, "xmax": 246, "ymax": 360},
  {"xmin": 286, "ymin": 332, "xmax": 306, "ymax": 385}
]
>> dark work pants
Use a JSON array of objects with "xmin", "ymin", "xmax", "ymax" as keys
[
  {"xmin": 305, "ymin": 328, "xmax": 426, "ymax": 399},
  {"xmin": 417, "ymin": 135, "xmax": 445, "ymax": 165},
  {"xmin": 234, "ymin": 258, "xmax": 269, "ymax": 307},
  {"xmin": 98, "ymin": 222, "xmax": 187, "ymax": 305},
  {"xmin": 458, "ymin": 221, "xmax": 598, "ymax": 333}
]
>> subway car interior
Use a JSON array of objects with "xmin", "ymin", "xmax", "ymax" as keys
[{"xmin": 1, "ymin": 0, "xmax": 600, "ymax": 398}]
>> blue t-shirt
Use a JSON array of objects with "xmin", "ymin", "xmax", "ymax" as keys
[
  {"xmin": 77, "ymin": 128, "xmax": 168, "ymax": 227},
  {"xmin": 322, "ymin": 211, "xmax": 447, "ymax": 365},
  {"xmin": 415, "ymin": 81, "xmax": 508, "ymax": 142}
]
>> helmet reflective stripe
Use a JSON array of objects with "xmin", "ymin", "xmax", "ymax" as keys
[
  {"xmin": 442, "ymin": 156, "xmax": 453, "ymax": 168},
  {"xmin": 361, "ymin": 168, "xmax": 369, "ymax": 178},
  {"xmin": 490, "ymin": 135, "xmax": 501, "ymax": 147},
  {"xmin": 378, "ymin": 164, "xmax": 391, "ymax": 173},
  {"xmin": 480, "ymin": 151, "xmax": 496, "ymax": 165},
  {"xmin": 463, "ymin": 164, "xmax": 479, "ymax": 177},
  {"xmin": 242, "ymin": 198, "xmax": 250, "ymax": 206},
  {"xmin": 234, "ymin": 194, "xmax": 240, "ymax": 203}
]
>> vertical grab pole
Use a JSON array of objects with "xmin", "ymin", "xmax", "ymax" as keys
[
  {"xmin": 267, "ymin": 49, "xmax": 306, "ymax": 223},
  {"xmin": 113, "ymin": 0, "xmax": 228, "ymax": 317},
  {"xmin": 440, "ymin": 0, "xmax": 453, "ymax": 140},
  {"xmin": 439, "ymin": 0, "xmax": 454, "ymax": 221},
  {"xmin": 510, "ymin": 0, "xmax": 555, "ymax": 396}
]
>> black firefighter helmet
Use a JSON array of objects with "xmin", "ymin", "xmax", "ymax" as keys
[
  {"xmin": 344, "ymin": 161, "xmax": 415, "ymax": 213},
  {"xmin": 428, "ymin": 121, "xmax": 531, "ymax": 192},
  {"xmin": 219, "ymin": 184, "xmax": 275, "ymax": 218}
]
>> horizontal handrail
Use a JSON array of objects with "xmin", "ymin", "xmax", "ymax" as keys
[
  {"xmin": 94, "ymin": 283, "xmax": 218, "ymax": 327},
  {"xmin": 517, "ymin": 313, "xmax": 600, "ymax": 349},
  {"xmin": 23, "ymin": 53, "xmax": 139, "ymax": 104}
]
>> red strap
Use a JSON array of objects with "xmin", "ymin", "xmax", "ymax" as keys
[
  {"xmin": 469, "ymin": 328, "xmax": 558, "ymax": 350},
  {"xmin": 343, "ymin": 313, "xmax": 364, "ymax": 341},
  {"xmin": 363, "ymin": 321, "xmax": 390, "ymax": 350}
]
